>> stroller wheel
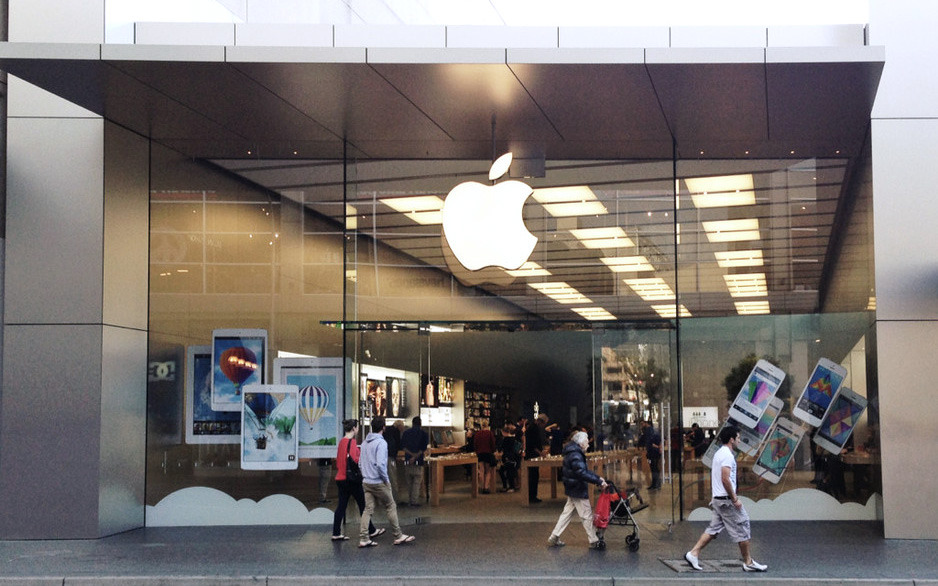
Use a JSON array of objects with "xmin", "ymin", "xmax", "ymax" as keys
[
  {"xmin": 628, "ymin": 538, "xmax": 640, "ymax": 552},
  {"xmin": 625, "ymin": 534, "xmax": 640, "ymax": 551}
]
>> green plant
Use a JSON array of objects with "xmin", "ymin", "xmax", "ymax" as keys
[{"xmin": 723, "ymin": 353, "xmax": 791, "ymax": 405}]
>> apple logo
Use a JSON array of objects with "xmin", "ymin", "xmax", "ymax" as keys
[{"xmin": 442, "ymin": 153, "xmax": 537, "ymax": 271}]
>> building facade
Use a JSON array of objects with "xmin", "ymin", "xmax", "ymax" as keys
[{"xmin": 0, "ymin": 0, "xmax": 935, "ymax": 540}]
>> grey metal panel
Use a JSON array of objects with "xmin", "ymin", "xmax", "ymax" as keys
[
  {"xmin": 108, "ymin": 60, "xmax": 339, "ymax": 142},
  {"xmin": 876, "ymin": 320, "xmax": 938, "ymax": 539},
  {"xmin": 226, "ymin": 45, "xmax": 365, "ymax": 63},
  {"xmin": 5, "ymin": 117, "xmax": 104, "ymax": 325},
  {"xmin": 7, "ymin": 0, "xmax": 104, "ymax": 43},
  {"xmin": 103, "ymin": 122, "xmax": 149, "ymax": 331},
  {"xmin": 98, "ymin": 325, "xmax": 147, "ymax": 536},
  {"xmin": 646, "ymin": 59, "xmax": 768, "ymax": 149},
  {"xmin": 871, "ymin": 118, "xmax": 938, "ymax": 321},
  {"xmin": 6, "ymin": 75, "xmax": 99, "ymax": 118},
  {"xmin": 369, "ymin": 61, "xmax": 561, "ymax": 144},
  {"xmin": 508, "ymin": 61, "xmax": 671, "ymax": 145},
  {"xmin": 0, "ymin": 325, "xmax": 103, "ymax": 538},
  {"xmin": 229, "ymin": 61, "xmax": 451, "ymax": 145}
]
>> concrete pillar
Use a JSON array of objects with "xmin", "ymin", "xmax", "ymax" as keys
[
  {"xmin": 869, "ymin": 0, "xmax": 938, "ymax": 539},
  {"xmin": 0, "ymin": 0, "xmax": 149, "ymax": 538}
]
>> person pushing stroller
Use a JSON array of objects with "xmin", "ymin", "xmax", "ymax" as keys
[{"xmin": 547, "ymin": 430, "xmax": 607, "ymax": 549}]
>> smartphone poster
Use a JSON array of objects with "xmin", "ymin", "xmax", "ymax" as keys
[
  {"xmin": 275, "ymin": 357, "xmax": 342, "ymax": 459},
  {"xmin": 753, "ymin": 417, "xmax": 804, "ymax": 484},
  {"xmin": 793, "ymin": 358, "xmax": 847, "ymax": 427},
  {"xmin": 727, "ymin": 359, "xmax": 786, "ymax": 429},
  {"xmin": 241, "ymin": 384, "xmax": 299, "ymax": 470},
  {"xmin": 814, "ymin": 387, "xmax": 867, "ymax": 454},
  {"xmin": 735, "ymin": 396, "xmax": 784, "ymax": 457},
  {"xmin": 212, "ymin": 329, "xmax": 267, "ymax": 412},
  {"xmin": 186, "ymin": 345, "xmax": 240, "ymax": 444}
]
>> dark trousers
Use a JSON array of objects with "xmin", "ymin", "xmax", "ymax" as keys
[
  {"xmin": 648, "ymin": 456, "xmax": 661, "ymax": 488},
  {"xmin": 500, "ymin": 460, "xmax": 518, "ymax": 490},
  {"xmin": 333, "ymin": 479, "xmax": 375, "ymax": 536},
  {"xmin": 528, "ymin": 467, "xmax": 539, "ymax": 500}
]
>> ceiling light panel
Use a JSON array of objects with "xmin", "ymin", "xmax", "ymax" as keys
[
  {"xmin": 505, "ymin": 261, "xmax": 552, "ymax": 277},
  {"xmin": 652, "ymin": 304, "xmax": 691, "ymax": 318},
  {"xmin": 734, "ymin": 300, "xmax": 770, "ymax": 315},
  {"xmin": 572, "ymin": 306, "xmax": 616, "ymax": 320},
  {"xmin": 714, "ymin": 249, "xmax": 764, "ymax": 267},
  {"xmin": 703, "ymin": 218, "xmax": 760, "ymax": 243},
  {"xmin": 532, "ymin": 186, "xmax": 609, "ymax": 217},
  {"xmin": 600, "ymin": 256, "xmax": 654, "ymax": 272},
  {"xmin": 724, "ymin": 272, "xmax": 767, "ymax": 297},
  {"xmin": 624, "ymin": 277, "xmax": 675, "ymax": 301},
  {"xmin": 528, "ymin": 281, "xmax": 592, "ymax": 304},
  {"xmin": 569, "ymin": 226, "xmax": 635, "ymax": 249},
  {"xmin": 686, "ymin": 174, "xmax": 755, "ymax": 208}
]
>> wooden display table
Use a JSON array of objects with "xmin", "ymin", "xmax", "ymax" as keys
[{"xmin": 427, "ymin": 453, "xmax": 478, "ymax": 506}]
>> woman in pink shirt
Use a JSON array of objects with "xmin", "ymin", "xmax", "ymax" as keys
[{"xmin": 332, "ymin": 419, "xmax": 383, "ymax": 541}]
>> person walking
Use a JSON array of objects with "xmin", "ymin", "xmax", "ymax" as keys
[
  {"xmin": 331, "ymin": 419, "xmax": 381, "ymax": 541},
  {"xmin": 358, "ymin": 416, "xmax": 415, "ymax": 548},
  {"xmin": 639, "ymin": 420, "xmax": 662, "ymax": 490},
  {"xmin": 547, "ymin": 431, "xmax": 607, "ymax": 549},
  {"xmin": 473, "ymin": 420, "xmax": 497, "ymax": 494},
  {"xmin": 525, "ymin": 413, "xmax": 549, "ymax": 503},
  {"xmin": 684, "ymin": 424, "xmax": 767, "ymax": 572}
]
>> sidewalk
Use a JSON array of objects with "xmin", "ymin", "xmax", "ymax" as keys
[{"xmin": 2, "ymin": 519, "xmax": 938, "ymax": 585}]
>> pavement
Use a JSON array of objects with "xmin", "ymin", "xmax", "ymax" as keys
[{"xmin": 2, "ymin": 519, "xmax": 938, "ymax": 585}]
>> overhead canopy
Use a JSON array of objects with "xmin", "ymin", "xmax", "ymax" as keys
[{"xmin": 0, "ymin": 43, "xmax": 883, "ymax": 161}]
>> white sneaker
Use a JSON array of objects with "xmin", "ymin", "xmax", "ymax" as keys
[
  {"xmin": 742, "ymin": 559, "xmax": 767, "ymax": 572},
  {"xmin": 684, "ymin": 551, "xmax": 703, "ymax": 570}
]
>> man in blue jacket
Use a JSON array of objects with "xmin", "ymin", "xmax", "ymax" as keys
[
  {"xmin": 547, "ymin": 431, "xmax": 607, "ymax": 549},
  {"xmin": 358, "ymin": 417, "xmax": 415, "ymax": 548}
]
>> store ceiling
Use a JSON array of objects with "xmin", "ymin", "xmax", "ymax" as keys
[{"xmin": 0, "ymin": 43, "xmax": 884, "ymax": 320}]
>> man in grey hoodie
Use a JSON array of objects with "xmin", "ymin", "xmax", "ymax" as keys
[{"xmin": 358, "ymin": 416, "xmax": 415, "ymax": 547}]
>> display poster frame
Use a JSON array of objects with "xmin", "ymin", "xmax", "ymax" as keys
[
  {"xmin": 240, "ymin": 383, "xmax": 299, "ymax": 470},
  {"xmin": 275, "ymin": 357, "xmax": 344, "ymax": 459},
  {"xmin": 211, "ymin": 328, "xmax": 268, "ymax": 412},
  {"xmin": 185, "ymin": 345, "xmax": 241, "ymax": 444}
]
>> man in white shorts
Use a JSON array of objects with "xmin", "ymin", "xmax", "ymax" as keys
[{"xmin": 685, "ymin": 425, "xmax": 767, "ymax": 572}]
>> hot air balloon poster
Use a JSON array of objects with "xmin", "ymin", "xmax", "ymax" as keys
[
  {"xmin": 275, "ymin": 357, "xmax": 343, "ymax": 458},
  {"xmin": 240, "ymin": 384, "xmax": 299, "ymax": 470},
  {"xmin": 211, "ymin": 329, "xmax": 268, "ymax": 412},
  {"xmin": 185, "ymin": 345, "xmax": 241, "ymax": 444}
]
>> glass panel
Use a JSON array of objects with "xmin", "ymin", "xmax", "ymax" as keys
[
  {"xmin": 678, "ymin": 312, "xmax": 880, "ymax": 520},
  {"xmin": 147, "ymin": 144, "xmax": 344, "ymax": 520},
  {"xmin": 593, "ymin": 324, "xmax": 678, "ymax": 527},
  {"xmin": 344, "ymin": 158, "xmax": 675, "ymax": 322}
]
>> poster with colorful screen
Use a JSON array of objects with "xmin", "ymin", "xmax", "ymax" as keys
[
  {"xmin": 211, "ymin": 329, "xmax": 267, "ymax": 412},
  {"xmin": 727, "ymin": 359, "xmax": 786, "ymax": 429},
  {"xmin": 793, "ymin": 358, "xmax": 847, "ymax": 427},
  {"xmin": 752, "ymin": 417, "xmax": 804, "ymax": 483},
  {"xmin": 240, "ymin": 384, "xmax": 299, "ymax": 470},
  {"xmin": 275, "ymin": 357, "xmax": 343, "ymax": 459},
  {"xmin": 734, "ymin": 396, "xmax": 784, "ymax": 457},
  {"xmin": 813, "ymin": 387, "xmax": 867, "ymax": 454},
  {"xmin": 186, "ymin": 345, "xmax": 240, "ymax": 444}
]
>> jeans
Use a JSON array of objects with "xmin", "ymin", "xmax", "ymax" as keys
[{"xmin": 361, "ymin": 482, "xmax": 402, "ymax": 541}]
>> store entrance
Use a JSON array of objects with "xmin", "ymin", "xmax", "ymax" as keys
[{"xmin": 346, "ymin": 321, "xmax": 679, "ymax": 528}]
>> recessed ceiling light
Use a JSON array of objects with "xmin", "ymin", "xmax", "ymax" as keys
[
  {"xmin": 686, "ymin": 175, "xmax": 755, "ymax": 208},
  {"xmin": 702, "ymin": 218, "xmax": 760, "ymax": 243},
  {"xmin": 570, "ymin": 227, "xmax": 634, "ymax": 249},
  {"xmin": 505, "ymin": 261, "xmax": 552, "ymax": 277},
  {"xmin": 652, "ymin": 304, "xmax": 691, "ymax": 318},
  {"xmin": 734, "ymin": 300, "xmax": 770, "ymax": 315},
  {"xmin": 532, "ymin": 186, "xmax": 608, "ymax": 217},
  {"xmin": 724, "ymin": 273, "xmax": 767, "ymax": 297},
  {"xmin": 572, "ymin": 307, "xmax": 615, "ymax": 320},
  {"xmin": 624, "ymin": 277, "xmax": 675, "ymax": 301},
  {"xmin": 379, "ymin": 195, "xmax": 444, "ymax": 225},
  {"xmin": 714, "ymin": 250, "xmax": 763, "ymax": 268},
  {"xmin": 601, "ymin": 256, "xmax": 654, "ymax": 272}
]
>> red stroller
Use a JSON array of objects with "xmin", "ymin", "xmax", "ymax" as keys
[{"xmin": 593, "ymin": 482, "xmax": 647, "ymax": 551}]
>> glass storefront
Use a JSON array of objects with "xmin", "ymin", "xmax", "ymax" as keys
[{"xmin": 147, "ymin": 134, "xmax": 878, "ymax": 525}]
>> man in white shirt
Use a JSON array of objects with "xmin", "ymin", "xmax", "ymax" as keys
[{"xmin": 685, "ymin": 425, "xmax": 767, "ymax": 572}]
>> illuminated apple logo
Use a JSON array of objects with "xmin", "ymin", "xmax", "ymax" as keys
[{"xmin": 442, "ymin": 153, "xmax": 537, "ymax": 271}]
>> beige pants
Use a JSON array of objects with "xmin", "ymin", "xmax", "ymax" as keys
[{"xmin": 550, "ymin": 496, "xmax": 599, "ymax": 544}]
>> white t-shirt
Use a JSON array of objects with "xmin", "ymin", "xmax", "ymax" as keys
[{"xmin": 711, "ymin": 444, "xmax": 737, "ymax": 498}]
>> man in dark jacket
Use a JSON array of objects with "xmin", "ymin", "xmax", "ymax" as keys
[{"xmin": 547, "ymin": 431, "xmax": 607, "ymax": 549}]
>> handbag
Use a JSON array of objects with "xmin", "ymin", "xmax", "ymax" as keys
[{"xmin": 344, "ymin": 439, "xmax": 363, "ymax": 484}]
